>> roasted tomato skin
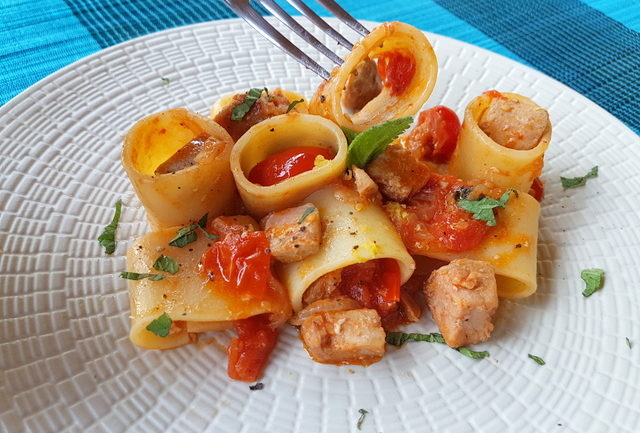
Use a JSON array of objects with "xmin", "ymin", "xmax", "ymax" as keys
[
  {"xmin": 529, "ymin": 177, "xmax": 544, "ymax": 202},
  {"xmin": 200, "ymin": 231, "xmax": 271, "ymax": 298},
  {"xmin": 404, "ymin": 106, "xmax": 460, "ymax": 163},
  {"xmin": 338, "ymin": 258, "xmax": 401, "ymax": 317},
  {"xmin": 376, "ymin": 51, "xmax": 416, "ymax": 96},
  {"xmin": 227, "ymin": 314, "xmax": 278, "ymax": 382}
]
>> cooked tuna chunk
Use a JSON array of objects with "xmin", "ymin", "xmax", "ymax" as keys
[
  {"xmin": 210, "ymin": 215, "xmax": 259, "ymax": 238},
  {"xmin": 302, "ymin": 269, "xmax": 342, "ymax": 306},
  {"xmin": 424, "ymin": 259, "xmax": 498, "ymax": 347},
  {"xmin": 342, "ymin": 58, "xmax": 383, "ymax": 112},
  {"xmin": 352, "ymin": 166, "xmax": 381, "ymax": 202},
  {"xmin": 261, "ymin": 203, "xmax": 322, "ymax": 263},
  {"xmin": 214, "ymin": 89, "xmax": 291, "ymax": 141},
  {"xmin": 478, "ymin": 96, "xmax": 549, "ymax": 150},
  {"xmin": 155, "ymin": 134, "xmax": 209, "ymax": 174},
  {"xmin": 366, "ymin": 145, "xmax": 431, "ymax": 202},
  {"xmin": 301, "ymin": 308, "xmax": 385, "ymax": 364}
]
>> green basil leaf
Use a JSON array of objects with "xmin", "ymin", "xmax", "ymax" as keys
[
  {"xmin": 152, "ymin": 255, "xmax": 180, "ymax": 274},
  {"xmin": 581, "ymin": 268, "xmax": 605, "ymax": 297},
  {"xmin": 528, "ymin": 354, "xmax": 546, "ymax": 365},
  {"xmin": 356, "ymin": 409, "xmax": 368, "ymax": 430},
  {"xmin": 98, "ymin": 200, "xmax": 122, "ymax": 254},
  {"xmin": 386, "ymin": 332, "xmax": 445, "ymax": 346},
  {"xmin": 457, "ymin": 347, "xmax": 490, "ymax": 359},
  {"xmin": 347, "ymin": 117, "xmax": 412, "ymax": 168},
  {"xmin": 146, "ymin": 312, "xmax": 172, "ymax": 337},
  {"xmin": 231, "ymin": 88, "xmax": 268, "ymax": 121},
  {"xmin": 297, "ymin": 206, "xmax": 316, "ymax": 224},
  {"xmin": 286, "ymin": 98, "xmax": 304, "ymax": 113},
  {"xmin": 120, "ymin": 272, "xmax": 165, "ymax": 281},
  {"xmin": 168, "ymin": 225, "xmax": 198, "ymax": 247},
  {"xmin": 340, "ymin": 126, "xmax": 358, "ymax": 145},
  {"xmin": 561, "ymin": 166, "xmax": 598, "ymax": 188},
  {"xmin": 457, "ymin": 189, "xmax": 516, "ymax": 226}
]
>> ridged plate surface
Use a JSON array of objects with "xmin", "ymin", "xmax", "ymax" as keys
[{"xmin": 1, "ymin": 18, "xmax": 639, "ymax": 433}]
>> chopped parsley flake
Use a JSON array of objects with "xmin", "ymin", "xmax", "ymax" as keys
[
  {"xmin": 560, "ymin": 166, "xmax": 598, "ymax": 188},
  {"xmin": 153, "ymin": 255, "xmax": 180, "ymax": 274},
  {"xmin": 297, "ymin": 206, "xmax": 316, "ymax": 224},
  {"xmin": 528, "ymin": 354, "xmax": 546, "ymax": 365},
  {"xmin": 161, "ymin": 77, "xmax": 170, "ymax": 85},
  {"xmin": 286, "ymin": 98, "xmax": 304, "ymax": 113},
  {"xmin": 457, "ymin": 189, "xmax": 516, "ymax": 226},
  {"xmin": 581, "ymin": 268, "xmax": 605, "ymax": 297},
  {"xmin": 626, "ymin": 337, "xmax": 633, "ymax": 349},
  {"xmin": 98, "ymin": 200, "xmax": 122, "ymax": 254},
  {"xmin": 231, "ymin": 88, "xmax": 268, "ymax": 121},
  {"xmin": 146, "ymin": 312, "xmax": 172, "ymax": 337},
  {"xmin": 356, "ymin": 409, "xmax": 368, "ymax": 430},
  {"xmin": 120, "ymin": 272, "xmax": 165, "ymax": 281}
]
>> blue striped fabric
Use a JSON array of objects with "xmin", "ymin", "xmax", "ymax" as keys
[{"xmin": 1, "ymin": 0, "xmax": 639, "ymax": 134}]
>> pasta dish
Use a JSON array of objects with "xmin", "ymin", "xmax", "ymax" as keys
[{"xmin": 117, "ymin": 22, "xmax": 551, "ymax": 382}]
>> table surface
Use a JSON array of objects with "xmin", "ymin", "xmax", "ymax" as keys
[{"xmin": 1, "ymin": 0, "xmax": 638, "ymax": 131}]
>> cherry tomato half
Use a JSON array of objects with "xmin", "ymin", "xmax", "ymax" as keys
[
  {"xmin": 200, "ymin": 231, "xmax": 271, "ymax": 298},
  {"xmin": 405, "ymin": 106, "xmax": 461, "ymax": 163},
  {"xmin": 248, "ymin": 146, "xmax": 333, "ymax": 186}
]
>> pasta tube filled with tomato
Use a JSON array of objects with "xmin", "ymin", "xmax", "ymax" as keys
[
  {"xmin": 448, "ymin": 91, "xmax": 551, "ymax": 192},
  {"xmin": 126, "ymin": 227, "xmax": 291, "ymax": 352},
  {"xmin": 309, "ymin": 21, "xmax": 438, "ymax": 132},
  {"xmin": 230, "ymin": 113, "xmax": 348, "ymax": 218},
  {"xmin": 122, "ymin": 108, "xmax": 237, "ymax": 230},
  {"xmin": 279, "ymin": 183, "xmax": 415, "ymax": 313}
]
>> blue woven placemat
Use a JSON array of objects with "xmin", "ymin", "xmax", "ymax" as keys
[{"xmin": 1, "ymin": 0, "xmax": 639, "ymax": 134}]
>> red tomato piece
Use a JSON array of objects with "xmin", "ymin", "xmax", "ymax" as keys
[
  {"xmin": 201, "ymin": 231, "xmax": 271, "ymax": 298},
  {"xmin": 405, "ymin": 106, "xmax": 461, "ymax": 163},
  {"xmin": 228, "ymin": 314, "xmax": 278, "ymax": 382},
  {"xmin": 529, "ymin": 177, "xmax": 545, "ymax": 202},
  {"xmin": 248, "ymin": 146, "xmax": 333, "ymax": 186},
  {"xmin": 428, "ymin": 179, "xmax": 490, "ymax": 252},
  {"xmin": 338, "ymin": 258, "xmax": 401, "ymax": 316},
  {"xmin": 376, "ymin": 51, "xmax": 416, "ymax": 96}
]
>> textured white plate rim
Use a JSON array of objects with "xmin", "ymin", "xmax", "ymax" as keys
[{"xmin": 1, "ymin": 17, "xmax": 639, "ymax": 433}]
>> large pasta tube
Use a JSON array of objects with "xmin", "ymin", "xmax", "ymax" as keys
[
  {"xmin": 309, "ymin": 21, "xmax": 438, "ymax": 132},
  {"xmin": 127, "ymin": 227, "xmax": 291, "ymax": 350},
  {"xmin": 448, "ymin": 92, "xmax": 551, "ymax": 192},
  {"xmin": 122, "ymin": 108, "xmax": 238, "ymax": 230},
  {"xmin": 279, "ymin": 184, "xmax": 415, "ymax": 312},
  {"xmin": 388, "ymin": 192, "xmax": 540, "ymax": 298},
  {"xmin": 230, "ymin": 113, "xmax": 348, "ymax": 218}
]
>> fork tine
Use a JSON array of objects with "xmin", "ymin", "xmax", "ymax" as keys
[
  {"xmin": 285, "ymin": 0, "xmax": 354, "ymax": 50},
  {"xmin": 315, "ymin": 0, "xmax": 369, "ymax": 36},
  {"xmin": 258, "ymin": 0, "xmax": 343, "ymax": 66},
  {"xmin": 224, "ymin": 0, "xmax": 331, "ymax": 80}
]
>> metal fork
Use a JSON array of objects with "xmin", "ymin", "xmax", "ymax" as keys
[{"xmin": 222, "ymin": 0, "xmax": 369, "ymax": 80}]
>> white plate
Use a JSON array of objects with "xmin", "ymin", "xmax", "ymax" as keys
[{"xmin": 1, "ymin": 17, "xmax": 639, "ymax": 433}]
